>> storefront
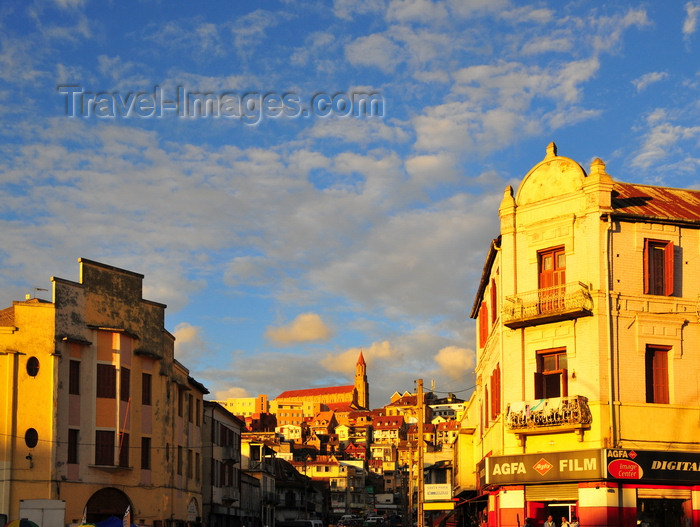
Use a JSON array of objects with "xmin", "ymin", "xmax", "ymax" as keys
[{"xmin": 477, "ymin": 449, "xmax": 700, "ymax": 527}]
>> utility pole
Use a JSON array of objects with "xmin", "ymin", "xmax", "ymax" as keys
[{"xmin": 417, "ymin": 379, "xmax": 424, "ymax": 527}]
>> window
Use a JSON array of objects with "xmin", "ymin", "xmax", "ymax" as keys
[
  {"xmin": 177, "ymin": 446, "xmax": 183, "ymax": 475},
  {"xmin": 120, "ymin": 367, "xmax": 130, "ymax": 402},
  {"xmin": 95, "ymin": 430, "xmax": 115, "ymax": 465},
  {"xmin": 26, "ymin": 357, "xmax": 40, "ymax": 377},
  {"xmin": 25, "ymin": 428, "xmax": 38, "ymax": 448},
  {"xmin": 141, "ymin": 437, "xmax": 151, "ymax": 470},
  {"xmin": 490, "ymin": 278, "xmax": 497, "ymax": 324},
  {"xmin": 539, "ymin": 247, "xmax": 566, "ymax": 288},
  {"xmin": 142, "ymin": 373, "xmax": 152, "ymax": 406},
  {"xmin": 188, "ymin": 393, "xmax": 194, "ymax": 423},
  {"xmin": 118, "ymin": 433, "xmax": 129, "ymax": 467},
  {"xmin": 644, "ymin": 239, "xmax": 674, "ymax": 296},
  {"xmin": 490, "ymin": 364, "xmax": 501, "ymax": 420},
  {"xmin": 68, "ymin": 429, "xmax": 79, "ymax": 464},
  {"xmin": 646, "ymin": 346, "xmax": 670, "ymax": 404},
  {"xmin": 478, "ymin": 302, "xmax": 489, "ymax": 347},
  {"xmin": 195, "ymin": 452, "xmax": 200, "ymax": 481},
  {"xmin": 178, "ymin": 388, "xmax": 184, "ymax": 417},
  {"xmin": 535, "ymin": 348, "xmax": 568, "ymax": 399},
  {"xmin": 96, "ymin": 364, "xmax": 116, "ymax": 399},
  {"xmin": 69, "ymin": 360, "xmax": 80, "ymax": 395},
  {"xmin": 187, "ymin": 449, "xmax": 193, "ymax": 478}
]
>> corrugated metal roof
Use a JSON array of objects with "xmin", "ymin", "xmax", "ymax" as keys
[{"xmin": 612, "ymin": 182, "xmax": 700, "ymax": 222}]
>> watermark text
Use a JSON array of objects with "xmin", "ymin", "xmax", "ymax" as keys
[{"xmin": 57, "ymin": 85, "xmax": 384, "ymax": 124}]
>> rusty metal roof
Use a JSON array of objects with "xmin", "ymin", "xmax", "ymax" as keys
[{"xmin": 612, "ymin": 182, "xmax": 700, "ymax": 223}]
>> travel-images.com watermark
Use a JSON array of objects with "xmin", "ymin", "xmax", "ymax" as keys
[{"xmin": 58, "ymin": 85, "xmax": 384, "ymax": 124}]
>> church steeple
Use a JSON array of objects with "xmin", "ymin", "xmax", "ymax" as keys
[{"xmin": 354, "ymin": 351, "xmax": 369, "ymax": 410}]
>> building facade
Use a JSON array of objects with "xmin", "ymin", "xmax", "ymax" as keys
[
  {"xmin": 202, "ymin": 402, "xmax": 245, "ymax": 527},
  {"xmin": 463, "ymin": 144, "xmax": 700, "ymax": 527},
  {"xmin": 0, "ymin": 258, "xmax": 207, "ymax": 527}
]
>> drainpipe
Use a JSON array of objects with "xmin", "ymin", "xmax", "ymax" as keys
[{"xmin": 605, "ymin": 214, "xmax": 617, "ymax": 447}]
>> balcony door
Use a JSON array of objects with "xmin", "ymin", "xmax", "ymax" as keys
[{"xmin": 538, "ymin": 246, "xmax": 565, "ymax": 312}]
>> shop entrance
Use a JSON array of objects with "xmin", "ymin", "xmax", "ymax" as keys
[
  {"xmin": 544, "ymin": 503, "xmax": 577, "ymax": 526},
  {"xmin": 637, "ymin": 498, "xmax": 690, "ymax": 527}
]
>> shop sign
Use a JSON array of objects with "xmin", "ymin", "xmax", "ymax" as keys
[
  {"xmin": 484, "ymin": 449, "xmax": 602, "ymax": 484},
  {"xmin": 424, "ymin": 483, "xmax": 452, "ymax": 501},
  {"xmin": 605, "ymin": 449, "xmax": 700, "ymax": 483}
]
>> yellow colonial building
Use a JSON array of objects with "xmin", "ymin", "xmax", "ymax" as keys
[
  {"xmin": 458, "ymin": 144, "xmax": 700, "ymax": 527},
  {"xmin": 0, "ymin": 258, "xmax": 207, "ymax": 527}
]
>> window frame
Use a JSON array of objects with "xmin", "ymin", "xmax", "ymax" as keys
[
  {"xmin": 142, "ymin": 372, "xmax": 152, "ymax": 406},
  {"xmin": 120, "ymin": 367, "xmax": 130, "ymax": 402},
  {"xmin": 95, "ymin": 430, "xmax": 115, "ymax": 466},
  {"xmin": 141, "ymin": 436, "xmax": 151, "ymax": 470},
  {"xmin": 68, "ymin": 429, "xmax": 79, "ymax": 464},
  {"xmin": 69, "ymin": 360, "xmax": 81, "ymax": 395},
  {"xmin": 645, "ymin": 345, "xmax": 670, "ymax": 404},
  {"xmin": 643, "ymin": 239, "xmax": 674, "ymax": 296},
  {"xmin": 96, "ymin": 364, "xmax": 116, "ymax": 399},
  {"xmin": 534, "ymin": 348, "xmax": 568, "ymax": 399}
]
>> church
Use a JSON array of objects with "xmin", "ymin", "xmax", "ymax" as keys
[{"xmin": 273, "ymin": 351, "xmax": 370, "ymax": 412}]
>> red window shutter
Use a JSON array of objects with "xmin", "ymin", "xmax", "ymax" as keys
[
  {"xmin": 534, "ymin": 372, "xmax": 543, "ymax": 399},
  {"xmin": 653, "ymin": 350, "xmax": 669, "ymax": 404},
  {"xmin": 479, "ymin": 302, "xmax": 489, "ymax": 347},
  {"xmin": 643, "ymin": 239, "xmax": 650, "ymax": 294},
  {"xmin": 561, "ymin": 368, "xmax": 568, "ymax": 397},
  {"xmin": 490, "ymin": 279, "xmax": 497, "ymax": 325},
  {"xmin": 664, "ymin": 241, "xmax": 674, "ymax": 296},
  {"xmin": 484, "ymin": 387, "xmax": 489, "ymax": 427}
]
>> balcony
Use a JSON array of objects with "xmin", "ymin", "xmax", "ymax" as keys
[
  {"xmin": 503, "ymin": 281, "xmax": 593, "ymax": 328},
  {"xmin": 505, "ymin": 396, "xmax": 592, "ymax": 442},
  {"xmin": 221, "ymin": 487, "xmax": 240, "ymax": 503}
]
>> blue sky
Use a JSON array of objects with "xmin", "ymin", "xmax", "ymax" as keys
[{"xmin": 2, "ymin": 0, "xmax": 700, "ymax": 408}]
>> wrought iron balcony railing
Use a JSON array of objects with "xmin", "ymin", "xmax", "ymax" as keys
[
  {"xmin": 503, "ymin": 281, "xmax": 593, "ymax": 328},
  {"xmin": 505, "ymin": 396, "xmax": 592, "ymax": 431}
]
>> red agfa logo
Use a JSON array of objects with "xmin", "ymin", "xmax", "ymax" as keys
[{"xmin": 533, "ymin": 458, "xmax": 554, "ymax": 476}]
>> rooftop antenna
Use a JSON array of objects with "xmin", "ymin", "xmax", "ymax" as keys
[{"xmin": 33, "ymin": 287, "xmax": 48, "ymax": 299}]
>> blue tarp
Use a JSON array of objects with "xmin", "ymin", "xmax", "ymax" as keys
[{"xmin": 95, "ymin": 516, "xmax": 137, "ymax": 527}]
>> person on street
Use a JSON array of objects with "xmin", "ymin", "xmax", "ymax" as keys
[{"xmin": 544, "ymin": 515, "xmax": 555, "ymax": 527}]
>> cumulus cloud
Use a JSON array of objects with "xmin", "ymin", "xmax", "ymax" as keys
[
  {"xmin": 434, "ymin": 345, "xmax": 475, "ymax": 380},
  {"xmin": 215, "ymin": 386, "xmax": 252, "ymax": 399},
  {"xmin": 265, "ymin": 313, "xmax": 333, "ymax": 345},
  {"xmin": 174, "ymin": 322, "xmax": 209, "ymax": 366}
]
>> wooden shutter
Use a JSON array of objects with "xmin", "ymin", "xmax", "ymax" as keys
[
  {"xmin": 534, "ymin": 372, "xmax": 543, "ymax": 399},
  {"xmin": 643, "ymin": 239, "xmax": 650, "ymax": 294},
  {"xmin": 561, "ymin": 368, "xmax": 568, "ymax": 397},
  {"xmin": 664, "ymin": 241, "xmax": 674, "ymax": 296}
]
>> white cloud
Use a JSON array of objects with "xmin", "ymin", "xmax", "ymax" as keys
[
  {"xmin": 684, "ymin": 2, "xmax": 700, "ymax": 40},
  {"xmin": 266, "ymin": 313, "xmax": 333, "ymax": 345},
  {"xmin": 321, "ymin": 341, "xmax": 396, "ymax": 374},
  {"xmin": 386, "ymin": 0, "xmax": 448, "ymax": 24},
  {"xmin": 632, "ymin": 71, "xmax": 669, "ymax": 92},
  {"xmin": 631, "ymin": 111, "xmax": 700, "ymax": 170},
  {"xmin": 174, "ymin": 323, "xmax": 210, "ymax": 366},
  {"xmin": 345, "ymin": 34, "xmax": 403, "ymax": 72}
]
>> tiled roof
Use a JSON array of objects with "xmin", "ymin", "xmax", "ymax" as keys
[
  {"xmin": 0, "ymin": 306, "xmax": 14, "ymax": 327},
  {"xmin": 612, "ymin": 182, "xmax": 700, "ymax": 222},
  {"xmin": 436, "ymin": 420, "xmax": 460, "ymax": 431},
  {"xmin": 373, "ymin": 416, "xmax": 404, "ymax": 429},
  {"xmin": 276, "ymin": 385, "xmax": 355, "ymax": 399}
]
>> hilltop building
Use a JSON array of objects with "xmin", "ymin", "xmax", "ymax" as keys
[
  {"xmin": 0, "ymin": 258, "xmax": 207, "ymax": 526},
  {"xmin": 274, "ymin": 352, "xmax": 370, "ymax": 414},
  {"xmin": 456, "ymin": 144, "xmax": 700, "ymax": 527}
]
